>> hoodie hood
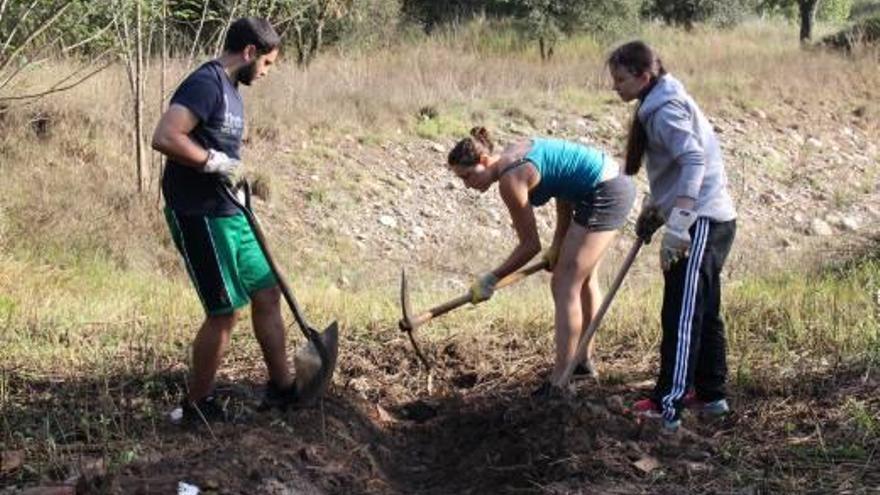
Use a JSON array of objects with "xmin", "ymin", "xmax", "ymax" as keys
[
  {"xmin": 638, "ymin": 74, "xmax": 688, "ymax": 123},
  {"xmin": 633, "ymin": 73, "xmax": 737, "ymax": 223}
]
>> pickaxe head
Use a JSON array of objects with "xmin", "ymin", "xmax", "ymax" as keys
[
  {"xmin": 398, "ymin": 268, "xmax": 430, "ymax": 369},
  {"xmin": 399, "ymin": 268, "xmax": 415, "ymax": 332}
]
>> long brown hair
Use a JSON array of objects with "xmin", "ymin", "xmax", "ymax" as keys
[
  {"xmin": 448, "ymin": 126, "xmax": 495, "ymax": 167},
  {"xmin": 607, "ymin": 41, "xmax": 666, "ymax": 176}
]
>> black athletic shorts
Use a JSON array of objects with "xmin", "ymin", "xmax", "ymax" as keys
[{"xmin": 572, "ymin": 175, "xmax": 636, "ymax": 232}]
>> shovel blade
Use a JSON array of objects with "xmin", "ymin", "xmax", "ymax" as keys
[{"xmin": 293, "ymin": 321, "xmax": 339, "ymax": 408}]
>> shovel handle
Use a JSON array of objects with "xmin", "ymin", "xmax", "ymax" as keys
[
  {"xmin": 219, "ymin": 184, "xmax": 317, "ymax": 341},
  {"xmin": 409, "ymin": 259, "xmax": 549, "ymax": 328},
  {"xmin": 559, "ymin": 238, "xmax": 643, "ymax": 384}
]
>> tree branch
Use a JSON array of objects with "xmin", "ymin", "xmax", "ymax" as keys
[
  {"xmin": 0, "ymin": 0, "xmax": 10, "ymax": 28},
  {"xmin": 64, "ymin": 13, "xmax": 117, "ymax": 54},
  {"xmin": 0, "ymin": 56, "xmax": 112, "ymax": 103},
  {"xmin": 0, "ymin": 1, "xmax": 73, "ymax": 75},
  {"xmin": 186, "ymin": 0, "xmax": 211, "ymax": 70},
  {"xmin": 0, "ymin": 0, "xmax": 39, "ymax": 59},
  {"xmin": 214, "ymin": 0, "xmax": 241, "ymax": 58}
]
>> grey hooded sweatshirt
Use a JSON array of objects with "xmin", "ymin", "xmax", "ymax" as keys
[{"xmin": 638, "ymin": 75, "xmax": 736, "ymax": 222}]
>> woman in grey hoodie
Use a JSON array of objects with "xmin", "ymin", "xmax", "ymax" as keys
[{"xmin": 607, "ymin": 40, "xmax": 737, "ymax": 431}]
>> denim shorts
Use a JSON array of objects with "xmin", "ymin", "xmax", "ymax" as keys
[{"xmin": 572, "ymin": 175, "xmax": 636, "ymax": 232}]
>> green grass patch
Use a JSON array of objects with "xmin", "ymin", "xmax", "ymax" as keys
[{"xmin": 413, "ymin": 111, "xmax": 470, "ymax": 140}]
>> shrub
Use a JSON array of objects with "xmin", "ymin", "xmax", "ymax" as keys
[{"xmin": 822, "ymin": 13, "xmax": 880, "ymax": 49}]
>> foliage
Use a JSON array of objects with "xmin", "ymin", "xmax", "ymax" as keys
[
  {"xmin": 401, "ymin": 0, "xmax": 519, "ymax": 33},
  {"xmin": 513, "ymin": 0, "xmax": 639, "ymax": 57},
  {"xmin": 822, "ymin": 12, "xmax": 880, "ymax": 48},
  {"xmin": 641, "ymin": 0, "xmax": 760, "ymax": 28},
  {"xmin": 819, "ymin": 0, "xmax": 854, "ymax": 21},
  {"xmin": 850, "ymin": 0, "xmax": 880, "ymax": 19},
  {"xmin": 758, "ymin": 0, "xmax": 854, "ymax": 22},
  {"xmin": 334, "ymin": 0, "xmax": 402, "ymax": 50}
]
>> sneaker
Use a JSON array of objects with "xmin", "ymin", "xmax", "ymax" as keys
[
  {"xmin": 168, "ymin": 395, "xmax": 230, "ymax": 425},
  {"xmin": 633, "ymin": 398, "xmax": 680, "ymax": 431},
  {"xmin": 531, "ymin": 382, "xmax": 567, "ymax": 399},
  {"xmin": 683, "ymin": 392, "xmax": 729, "ymax": 416},
  {"xmin": 633, "ymin": 398, "xmax": 663, "ymax": 418},
  {"xmin": 257, "ymin": 380, "xmax": 299, "ymax": 412},
  {"xmin": 662, "ymin": 418, "xmax": 681, "ymax": 432},
  {"xmin": 572, "ymin": 360, "xmax": 599, "ymax": 380}
]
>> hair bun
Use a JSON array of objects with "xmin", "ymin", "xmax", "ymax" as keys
[{"xmin": 469, "ymin": 126, "xmax": 492, "ymax": 150}]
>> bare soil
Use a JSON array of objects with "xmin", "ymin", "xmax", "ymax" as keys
[{"xmin": 3, "ymin": 339, "xmax": 878, "ymax": 494}]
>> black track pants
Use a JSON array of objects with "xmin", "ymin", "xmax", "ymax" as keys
[{"xmin": 653, "ymin": 218, "xmax": 736, "ymax": 422}]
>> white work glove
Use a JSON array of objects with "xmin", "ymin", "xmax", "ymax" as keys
[
  {"xmin": 635, "ymin": 195, "xmax": 665, "ymax": 244},
  {"xmin": 469, "ymin": 272, "xmax": 498, "ymax": 304},
  {"xmin": 660, "ymin": 207, "xmax": 697, "ymax": 271},
  {"xmin": 203, "ymin": 149, "xmax": 243, "ymax": 185}
]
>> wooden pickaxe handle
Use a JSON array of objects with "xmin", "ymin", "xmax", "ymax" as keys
[
  {"xmin": 407, "ymin": 259, "xmax": 549, "ymax": 329},
  {"xmin": 558, "ymin": 238, "xmax": 643, "ymax": 384}
]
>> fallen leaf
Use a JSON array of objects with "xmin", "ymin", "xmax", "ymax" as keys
[
  {"xmin": 629, "ymin": 379, "xmax": 655, "ymax": 389},
  {"xmin": 684, "ymin": 461, "xmax": 710, "ymax": 473},
  {"xmin": 786, "ymin": 435, "xmax": 815, "ymax": 445},
  {"xmin": 1, "ymin": 450, "xmax": 24, "ymax": 474},
  {"xmin": 633, "ymin": 456, "xmax": 660, "ymax": 474},
  {"xmin": 376, "ymin": 404, "xmax": 398, "ymax": 424}
]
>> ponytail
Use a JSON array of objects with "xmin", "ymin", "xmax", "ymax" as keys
[
  {"xmin": 607, "ymin": 40, "xmax": 666, "ymax": 177},
  {"xmin": 625, "ymin": 111, "xmax": 648, "ymax": 175}
]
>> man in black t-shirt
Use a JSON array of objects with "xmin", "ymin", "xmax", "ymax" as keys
[{"xmin": 152, "ymin": 18, "xmax": 295, "ymax": 423}]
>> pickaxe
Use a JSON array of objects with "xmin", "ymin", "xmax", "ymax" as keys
[{"xmin": 398, "ymin": 259, "xmax": 549, "ymax": 368}]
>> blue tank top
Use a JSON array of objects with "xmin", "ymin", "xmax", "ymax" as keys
[{"xmin": 525, "ymin": 138, "xmax": 606, "ymax": 206}]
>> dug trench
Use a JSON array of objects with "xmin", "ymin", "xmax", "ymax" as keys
[{"xmin": 5, "ymin": 335, "xmax": 877, "ymax": 494}]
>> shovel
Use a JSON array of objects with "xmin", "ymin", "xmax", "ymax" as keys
[
  {"xmin": 220, "ymin": 183, "xmax": 338, "ymax": 407},
  {"xmin": 399, "ymin": 259, "xmax": 549, "ymax": 368}
]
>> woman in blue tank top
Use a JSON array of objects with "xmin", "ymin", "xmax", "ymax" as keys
[{"xmin": 448, "ymin": 127, "xmax": 636, "ymax": 395}]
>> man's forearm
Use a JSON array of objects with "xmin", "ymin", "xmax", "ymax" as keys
[{"xmin": 152, "ymin": 133, "xmax": 209, "ymax": 168}]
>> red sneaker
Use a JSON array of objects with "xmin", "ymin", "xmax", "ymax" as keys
[{"xmin": 632, "ymin": 398, "xmax": 663, "ymax": 418}]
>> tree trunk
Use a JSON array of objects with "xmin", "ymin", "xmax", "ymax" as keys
[
  {"xmin": 799, "ymin": 0, "xmax": 821, "ymax": 43},
  {"xmin": 135, "ymin": 0, "xmax": 146, "ymax": 193},
  {"xmin": 158, "ymin": 0, "xmax": 167, "ymax": 203}
]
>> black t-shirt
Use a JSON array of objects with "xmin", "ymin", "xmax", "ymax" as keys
[{"xmin": 162, "ymin": 61, "xmax": 244, "ymax": 216}]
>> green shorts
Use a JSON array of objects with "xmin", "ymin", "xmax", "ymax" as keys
[{"xmin": 165, "ymin": 208, "xmax": 277, "ymax": 315}]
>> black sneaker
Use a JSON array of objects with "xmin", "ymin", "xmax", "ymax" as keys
[
  {"xmin": 531, "ymin": 382, "xmax": 567, "ymax": 399},
  {"xmin": 572, "ymin": 360, "xmax": 599, "ymax": 380},
  {"xmin": 168, "ymin": 395, "xmax": 230, "ymax": 425},
  {"xmin": 257, "ymin": 380, "xmax": 299, "ymax": 412}
]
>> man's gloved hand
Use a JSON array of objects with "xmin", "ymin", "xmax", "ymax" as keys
[
  {"xmin": 469, "ymin": 272, "xmax": 499, "ymax": 304},
  {"xmin": 636, "ymin": 195, "xmax": 665, "ymax": 244},
  {"xmin": 542, "ymin": 245, "xmax": 560, "ymax": 271},
  {"xmin": 660, "ymin": 207, "xmax": 697, "ymax": 271},
  {"xmin": 203, "ymin": 149, "xmax": 243, "ymax": 186}
]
